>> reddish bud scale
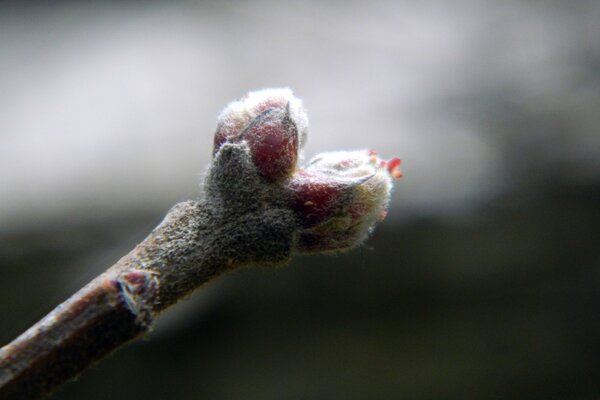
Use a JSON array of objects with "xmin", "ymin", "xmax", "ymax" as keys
[
  {"xmin": 213, "ymin": 102, "xmax": 300, "ymax": 181},
  {"xmin": 287, "ymin": 171, "xmax": 349, "ymax": 228},
  {"xmin": 242, "ymin": 108, "xmax": 298, "ymax": 181}
]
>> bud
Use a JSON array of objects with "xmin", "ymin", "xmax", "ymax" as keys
[
  {"xmin": 286, "ymin": 150, "xmax": 402, "ymax": 253},
  {"xmin": 209, "ymin": 88, "xmax": 402, "ymax": 254},
  {"xmin": 213, "ymin": 88, "xmax": 308, "ymax": 181}
]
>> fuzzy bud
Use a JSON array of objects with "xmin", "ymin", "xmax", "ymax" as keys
[
  {"xmin": 213, "ymin": 88, "xmax": 308, "ymax": 181},
  {"xmin": 209, "ymin": 88, "xmax": 402, "ymax": 256},
  {"xmin": 286, "ymin": 150, "xmax": 401, "ymax": 253}
]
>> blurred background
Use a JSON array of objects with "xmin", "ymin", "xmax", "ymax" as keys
[{"xmin": 1, "ymin": 0, "xmax": 599, "ymax": 398}]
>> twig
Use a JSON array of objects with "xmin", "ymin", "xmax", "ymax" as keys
[
  {"xmin": 0, "ymin": 200, "xmax": 292, "ymax": 399},
  {"xmin": 0, "ymin": 88, "xmax": 401, "ymax": 399}
]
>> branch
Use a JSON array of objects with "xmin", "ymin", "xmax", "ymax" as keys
[
  {"xmin": 0, "ymin": 88, "xmax": 401, "ymax": 399},
  {"xmin": 0, "ymin": 200, "xmax": 291, "ymax": 399}
]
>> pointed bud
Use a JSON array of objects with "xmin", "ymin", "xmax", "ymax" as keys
[
  {"xmin": 286, "ymin": 150, "xmax": 402, "ymax": 253},
  {"xmin": 213, "ymin": 88, "xmax": 308, "ymax": 181}
]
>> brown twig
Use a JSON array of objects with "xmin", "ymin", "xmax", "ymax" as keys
[
  {"xmin": 0, "ymin": 198, "xmax": 297, "ymax": 399},
  {"xmin": 0, "ymin": 201, "xmax": 233, "ymax": 399}
]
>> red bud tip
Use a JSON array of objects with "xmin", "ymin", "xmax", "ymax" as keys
[{"xmin": 386, "ymin": 157, "xmax": 403, "ymax": 180}]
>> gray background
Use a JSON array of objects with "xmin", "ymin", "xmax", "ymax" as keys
[{"xmin": 1, "ymin": 0, "xmax": 599, "ymax": 398}]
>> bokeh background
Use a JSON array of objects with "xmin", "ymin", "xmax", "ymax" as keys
[{"xmin": 1, "ymin": 1, "xmax": 600, "ymax": 399}]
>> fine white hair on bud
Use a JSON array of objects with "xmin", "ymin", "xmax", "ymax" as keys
[
  {"xmin": 214, "ymin": 87, "xmax": 308, "ymax": 153},
  {"xmin": 207, "ymin": 88, "xmax": 402, "ymax": 256}
]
